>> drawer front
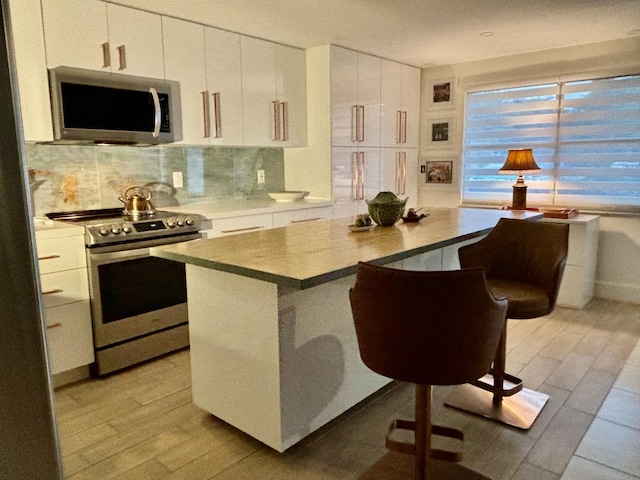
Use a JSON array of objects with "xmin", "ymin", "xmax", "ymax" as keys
[
  {"xmin": 272, "ymin": 206, "xmax": 333, "ymax": 228},
  {"xmin": 206, "ymin": 213, "xmax": 273, "ymax": 237},
  {"xmin": 44, "ymin": 300, "xmax": 94, "ymax": 374},
  {"xmin": 36, "ymin": 235, "xmax": 86, "ymax": 273},
  {"xmin": 40, "ymin": 269, "xmax": 89, "ymax": 308}
]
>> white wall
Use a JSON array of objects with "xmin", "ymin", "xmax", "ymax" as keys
[{"xmin": 418, "ymin": 37, "xmax": 640, "ymax": 305}]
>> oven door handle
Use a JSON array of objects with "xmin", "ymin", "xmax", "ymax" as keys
[{"xmin": 89, "ymin": 245, "xmax": 152, "ymax": 264}]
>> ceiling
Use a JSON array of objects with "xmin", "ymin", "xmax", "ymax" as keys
[{"xmin": 112, "ymin": 0, "xmax": 640, "ymax": 67}]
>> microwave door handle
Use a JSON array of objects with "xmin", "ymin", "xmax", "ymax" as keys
[{"xmin": 149, "ymin": 87, "xmax": 161, "ymax": 138}]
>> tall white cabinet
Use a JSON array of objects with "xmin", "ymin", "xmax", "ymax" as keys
[{"xmin": 329, "ymin": 46, "xmax": 421, "ymax": 218}]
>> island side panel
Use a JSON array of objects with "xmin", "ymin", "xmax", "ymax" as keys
[
  {"xmin": 277, "ymin": 274, "xmax": 391, "ymax": 450},
  {"xmin": 186, "ymin": 265, "xmax": 285, "ymax": 451}
]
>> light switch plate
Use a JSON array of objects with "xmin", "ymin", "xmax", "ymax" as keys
[{"xmin": 172, "ymin": 171, "xmax": 183, "ymax": 188}]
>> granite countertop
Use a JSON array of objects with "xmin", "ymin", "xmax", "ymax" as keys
[
  {"xmin": 162, "ymin": 197, "xmax": 333, "ymax": 220},
  {"xmin": 151, "ymin": 207, "xmax": 543, "ymax": 289}
]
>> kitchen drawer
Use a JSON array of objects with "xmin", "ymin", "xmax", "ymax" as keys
[
  {"xmin": 44, "ymin": 300, "xmax": 94, "ymax": 375},
  {"xmin": 36, "ymin": 235, "xmax": 86, "ymax": 273},
  {"xmin": 206, "ymin": 213, "xmax": 273, "ymax": 237},
  {"xmin": 40, "ymin": 269, "xmax": 89, "ymax": 308},
  {"xmin": 272, "ymin": 206, "xmax": 333, "ymax": 228}
]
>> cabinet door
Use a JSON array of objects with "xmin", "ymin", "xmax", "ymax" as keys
[
  {"xmin": 272, "ymin": 206, "xmax": 333, "ymax": 228},
  {"xmin": 332, "ymin": 147, "xmax": 358, "ymax": 203},
  {"xmin": 42, "ymin": 0, "xmax": 109, "ymax": 71},
  {"xmin": 241, "ymin": 36, "xmax": 278, "ymax": 146},
  {"xmin": 401, "ymin": 65, "xmax": 421, "ymax": 148},
  {"xmin": 204, "ymin": 28, "xmax": 244, "ymax": 146},
  {"xmin": 357, "ymin": 54, "xmax": 381, "ymax": 147},
  {"xmin": 8, "ymin": 0, "xmax": 53, "ymax": 142},
  {"xmin": 162, "ymin": 17, "xmax": 208, "ymax": 145},
  {"xmin": 380, "ymin": 60, "xmax": 402, "ymax": 148},
  {"xmin": 331, "ymin": 47, "xmax": 359, "ymax": 146},
  {"xmin": 275, "ymin": 44, "xmax": 307, "ymax": 147},
  {"xmin": 207, "ymin": 214, "xmax": 273, "ymax": 237},
  {"xmin": 106, "ymin": 4, "xmax": 164, "ymax": 78},
  {"xmin": 44, "ymin": 300, "xmax": 94, "ymax": 374}
]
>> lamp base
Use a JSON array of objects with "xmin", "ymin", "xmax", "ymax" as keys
[{"xmin": 511, "ymin": 184, "xmax": 528, "ymax": 210}]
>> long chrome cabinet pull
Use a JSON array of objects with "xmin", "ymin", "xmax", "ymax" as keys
[
  {"xmin": 42, "ymin": 288, "xmax": 63, "ymax": 295},
  {"xmin": 351, "ymin": 152, "xmax": 358, "ymax": 200},
  {"xmin": 212, "ymin": 92, "xmax": 222, "ymax": 138},
  {"xmin": 272, "ymin": 101, "xmax": 280, "ymax": 141},
  {"xmin": 358, "ymin": 152, "xmax": 365, "ymax": 200},
  {"xmin": 280, "ymin": 102, "xmax": 288, "ymax": 141},
  {"xmin": 38, "ymin": 254, "xmax": 61, "ymax": 261},
  {"xmin": 201, "ymin": 91, "xmax": 211, "ymax": 138},
  {"xmin": 402, "ymin": 111, "xmax": 408, "ymax": 144},
  {"xmin": 101, "ymin": 42, "xmax": 111, "ymax": 68},
  {"xmin": 358, "ymin": 106, "xmax": 365, "ymax": 143},
  {"xmin": 117, "ymin": 45, "xmax": 126, "ymax": 70},
  {"xmin": 221, "ymin": 226, "xmax": 263, "ymax": 234},
  {"xmin": 351, "ymin": 105, "xmax": 358, "ymax": 143}
]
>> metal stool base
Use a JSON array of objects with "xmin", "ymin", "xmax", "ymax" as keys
[{"xmin": 444, "ymin": 383, "xmax": 549, "ymax": 430}]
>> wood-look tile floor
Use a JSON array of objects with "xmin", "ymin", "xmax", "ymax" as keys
[{"xmin": 53, "ymin": 298, "xmax": 640, "ymax": 479}]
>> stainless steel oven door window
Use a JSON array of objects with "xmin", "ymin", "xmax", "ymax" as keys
[{"xmin": 87, "ymin": 234, "xmax": 200, "ymax": 349}]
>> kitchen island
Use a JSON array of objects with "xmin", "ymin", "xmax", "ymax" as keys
[{"xmin": 151, "ymin": 207, "xmax": 542, "ymax": 452}]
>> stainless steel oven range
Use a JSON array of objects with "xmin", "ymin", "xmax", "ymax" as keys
[{"xmin": 46, "ymin": 208, "xmax": 204, "ymax": 376}]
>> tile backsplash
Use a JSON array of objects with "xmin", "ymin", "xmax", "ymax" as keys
[{"xmin": 26, "ymin": 144, "xmax": 285, "ymax": 216}]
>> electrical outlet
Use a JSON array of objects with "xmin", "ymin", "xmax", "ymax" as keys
[
  {"xmin": 257, "ymin": 170, "xmax": 265, "ymax": 184},
  {"xmin": 420, "ymin": 165, "xmax": 426, "ymax": 174},
  {"xmin": 172, "ymin": 171, "xmax": 183, "ymax": 188}
]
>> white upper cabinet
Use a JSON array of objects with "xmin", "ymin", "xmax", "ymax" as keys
[
  {"xmin": 204, "ymin": 28, "xmax": 244, "ymax": 146},
  {"xmin": 380, "ymin": 60, "xmax": 421, "ymax": 148},
  {"xmin": 330, "ymin": 46, "xmax": 381, "ymax": 147},
  {"xmin": 241, "ymin": 37, "xmax": 307, "ymax": 147},
  {"xmin": 41, "ymin": 0, "xmax": 163, "ymax": 77},
  {"xmin": 162, "ymin": 17, "xmax": 207, "ymax": 145}
]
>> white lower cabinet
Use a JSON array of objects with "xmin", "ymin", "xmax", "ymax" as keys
[
  {"xmin": 204, "ymin": 213, "xmax": 274, "ymax": 238},
  {"xmin": 36, "ymin": 225, "xmax": 94, "ymax": 375}
]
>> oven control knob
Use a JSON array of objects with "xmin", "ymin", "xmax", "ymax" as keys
[
  {"xmin": 185, "ymin": 216, "xmax": 194, "ymax": 226},
  {"xmin": 177, "ymin": 217, "xmax": 186, "ymax": 227},
  {"xmin": 166, "ymin": 217, "xmax": 177, "ymax": 228},
  {"xmin": 98, "ymin": 225, "xmax": 110, "ymax": 236},
  {"xmin": 110, "ymin": 224, "xmax": 122, "ymax": 235},
  {"xmin": 122, "ymin": 223, "xmax": 133, "ymax": 234}
]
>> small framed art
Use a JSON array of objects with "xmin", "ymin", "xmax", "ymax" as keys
[
  {"xmin": 427, "ymin": 117, "xmax": 453, "ymax": 146},
  {"xmin": 428, "ymin": 77, "xmax": 454, "ymax": 106},
  {"xmin": 426, "ymin": 161, "xmax": 453, "ymax": 184}
]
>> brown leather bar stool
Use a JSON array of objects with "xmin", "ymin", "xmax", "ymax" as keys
[
  {"xmin": 350, "ymin": 262, "xmax": 507, "ymax": 480},
  {"xmin": 445, "ymin": 218, "xmax": 569, "ymax": 429}
]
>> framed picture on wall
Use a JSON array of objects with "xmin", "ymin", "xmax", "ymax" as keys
[
  {"xmin": 427, "ymin": 117, "xmax": 453, "ymax": 146},
  {"xmin": 428, "ymin": 77, "xmax": 455, "ymax": 106},
  {"xmin": 426, "ymin": 160, "xmax": 453, "ymax": 184}
]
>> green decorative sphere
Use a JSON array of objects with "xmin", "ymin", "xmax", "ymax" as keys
[{"xmin": 366, "ymin": 192, "xmax": 408, "ymax": 226}]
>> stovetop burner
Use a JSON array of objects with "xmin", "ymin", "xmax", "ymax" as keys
[{"xmin": 46, "ymin": 208, "xmax": 204, "ymax": 247}]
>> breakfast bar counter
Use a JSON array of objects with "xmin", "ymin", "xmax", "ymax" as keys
[{"xmin": 151, "ymin": 207, "xmax": 542, "ymax": 452}]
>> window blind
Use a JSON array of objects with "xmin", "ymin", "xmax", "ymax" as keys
[{"xmin": 461, "ymin": 75, "xmax": 640, "ymax": 212}]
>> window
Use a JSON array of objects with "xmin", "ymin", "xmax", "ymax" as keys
[{"xmin": 462, "ymin": 75, "xmax": 640, "ymax": 212}]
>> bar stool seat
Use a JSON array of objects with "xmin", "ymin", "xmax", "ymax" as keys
[
  {"xmin": 445, "ymin": 218, "xmax": 569, "ymax": 430},
  {"xmin": 350, "ymin": 262, "xmax": 507, "ymax": 480}
]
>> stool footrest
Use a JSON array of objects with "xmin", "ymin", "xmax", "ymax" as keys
[
  {"xmin": 385, "ymin": 418, "xmax": 463, "ymax": 462},
  {"xmin": 472, "ymin": 370, "xmax": 524, "ymax": 397}
]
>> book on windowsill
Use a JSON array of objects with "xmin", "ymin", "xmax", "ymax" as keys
[{"xmin": 500, "ymin": 206, "xmax": 579, "ymax": 219}]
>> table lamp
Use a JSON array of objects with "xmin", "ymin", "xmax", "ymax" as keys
[{"xmin": 499, "ymin": 149, "xmax": 540, "ymax": 209}]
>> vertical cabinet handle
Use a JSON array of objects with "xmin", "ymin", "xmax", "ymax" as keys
[
  {"xmin": 101, "ymin": 42, "xmax": 111, "ymax": 68},
  {"xmin": 351, "ymin": 152, "xmax": 358, "ymax": 200},
  {"xmin": 396, "ymin": 111, "xmax": 402, "ymax": 144},
  {"xmin": 402, "ymin": 111, "xmax": 408, "ymax": 144},
  {"xmin": 117, "ymin": 45, "xmax": 126, "ymax": 70},
  {"xmin": 280, "ymin": 101, "xmax": 288, "ymax": 141},
  {"xmin": 357, "ymin": 106, "xmax": 365, "ymax": 143},
  {"xmin": 272, "ymin": 101, "xmax": 281, "ymax": 141},
  {"xmin": 358, "ymin": 152, "xmax": 365, "ymax": 200},
  {"xmin": 351, "ymin": 105, "xmax": 358, "ymax": 143},
  {"xmin": 401, "ymin": 151, "xmax": 407, "ymax": 195},
  {"xmin": 201, "ymin": 91, "xmax": 211, "ymax": 138},
  {"xmin": 212, "ymin": 92, "xmax": 222, "ymax": 139}
]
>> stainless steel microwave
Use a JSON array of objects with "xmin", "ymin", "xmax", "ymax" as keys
[{"xmin": 48, "ymin": 66, "xmax": 182, "ymax": 145}]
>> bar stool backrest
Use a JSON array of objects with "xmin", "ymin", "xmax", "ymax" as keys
[{"xmin": 349, "ymin": 263, "xmax": 507, "ymax": 386}]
